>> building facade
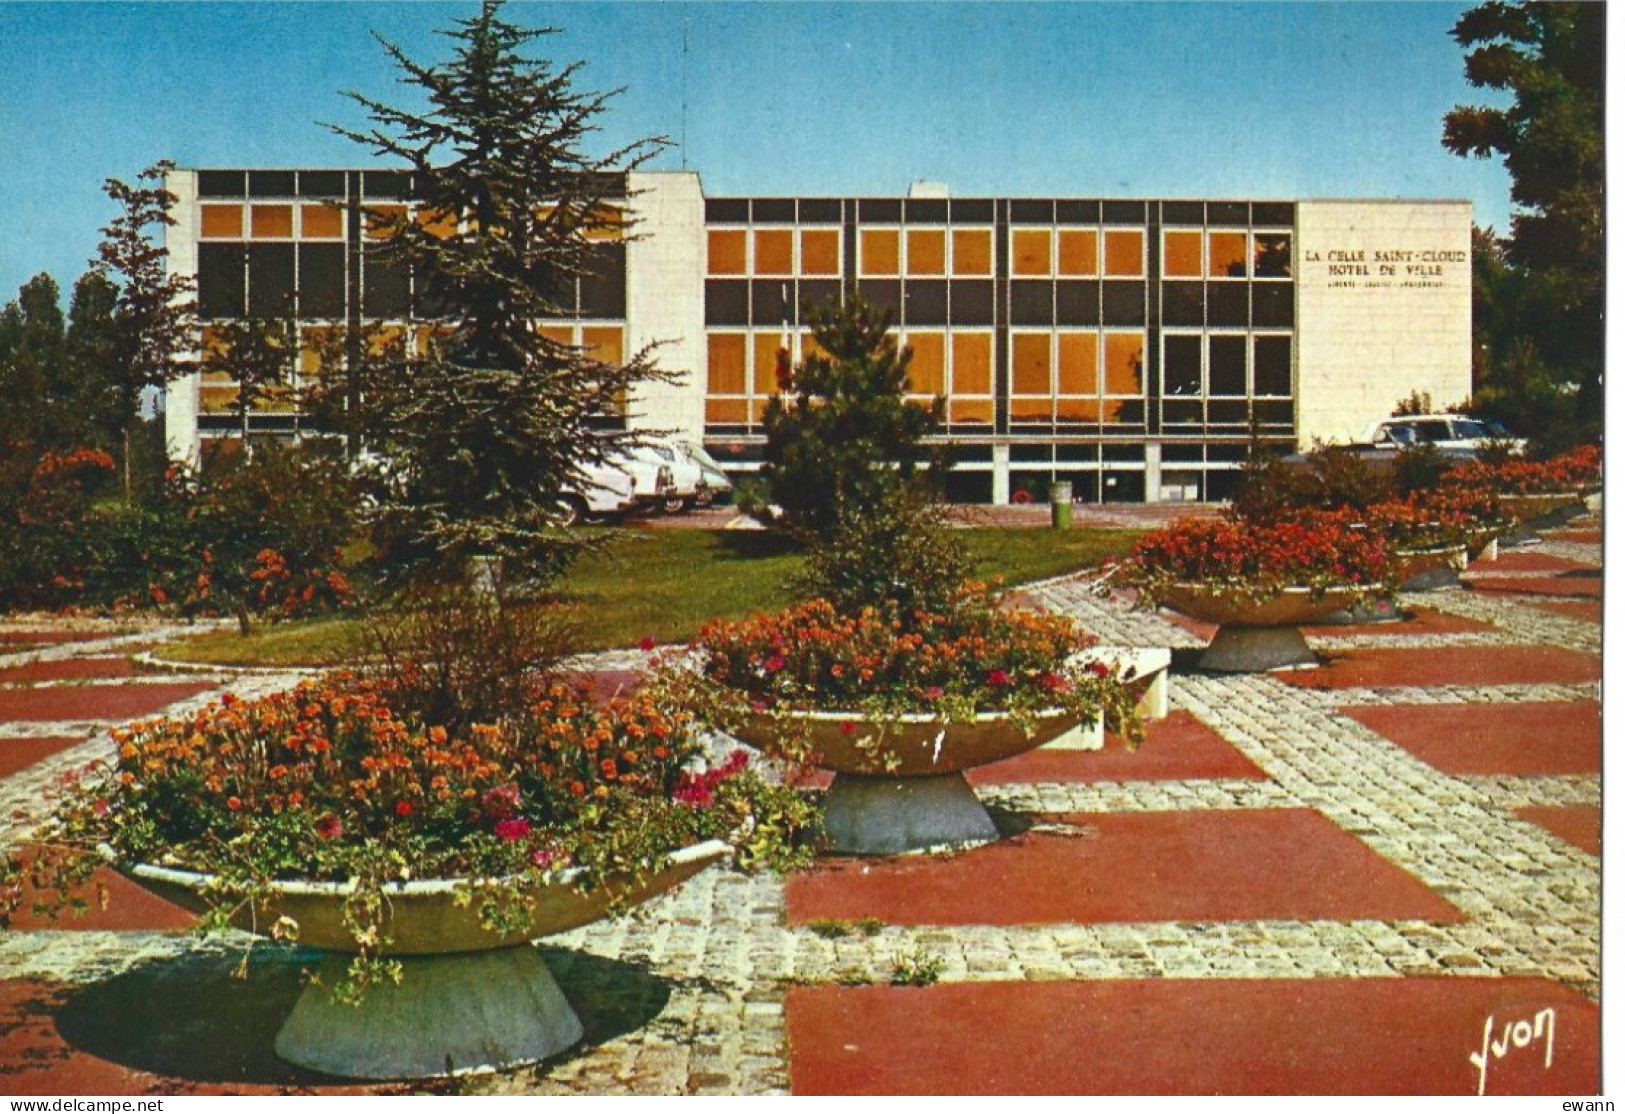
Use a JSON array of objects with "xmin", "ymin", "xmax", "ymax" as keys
[{"xmin": 164, "ymin": 168, "xmax": 1472, "ymax": 503}]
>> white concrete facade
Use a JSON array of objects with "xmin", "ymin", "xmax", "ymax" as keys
[
  {"xmin": 623, "ymin": 171, "xmax": 707, "ymax": 437},
  {"xmin": 163, "ymin": 168, "xmax": 203, "ymax": 469},
  {"xmin": 1294, "ymin": 200, "xmax": 1473, "ymax": 448}
]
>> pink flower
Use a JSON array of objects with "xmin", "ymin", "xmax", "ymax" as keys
[
  {"xmin": 495, "ymin": 818, "xmax": 531, "ymax": 842},
  {"xmin": 480, "ymin": 784, "xmax": 521, "ymax": 820},
  {"xmin": 923, "ymin": 686, "xmax": 945, "ymax": 701},
  {"xmin": 764, "ymin": 654, "xmax": 786, "ymax": 673}
]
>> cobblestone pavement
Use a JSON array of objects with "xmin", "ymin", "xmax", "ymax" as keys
[{"xmin": 0, "ymin": 514, "xmax": 1603, "ymax": 1095}]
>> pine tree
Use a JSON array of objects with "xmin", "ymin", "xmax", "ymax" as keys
[{"xmin": 332, "ymin": 0, "xmax": 671, "ymax": 580}]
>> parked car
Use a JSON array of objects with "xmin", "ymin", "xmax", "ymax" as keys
[
  {"xmin": 624, "ymin": 441, "xmax": 704, "ymax": 513},
  {"xmin": 554, "ymin": 459, "xmax": 639, "ymax": 527},
  {"xmin": 671, "ymin": 439, "xmax": 734, "ymax": 507},
  {"xmin": 1358, "ymin": 414, "xmax": 1527, "ymax": 459}
]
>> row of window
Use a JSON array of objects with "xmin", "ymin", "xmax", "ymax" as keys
[
  {"xmin": 706, "ymin": 227, "xmax": 1294, "ymax": 281},
  {"xmin": 199, "ymin": 202, "xmax": 625, "ymax": 244}
]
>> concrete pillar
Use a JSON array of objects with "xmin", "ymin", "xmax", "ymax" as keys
[
  {"xmin": 163, "ymin": 168, "xmax": 202, "ymax": 469},
  {"xmin": 1144, "ymin": 441, "xmax": 1163, "ymax": 504},
  {"xmin": 624, "ymin": 171, "xmax": 706, "ymax": 439},
  {"xmin": 991, "ymin": 443, "xmax": 1011, "ymax": 505}
]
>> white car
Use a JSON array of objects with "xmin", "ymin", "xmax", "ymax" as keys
[
  {"xmin": 1359, "ymin": 414, "xmax": 1527, "ymax": 459},
  {"xmin": 672, "ymin": 440, "xmax": 734, "ymax": 506},
  {"xmin": 554, "ymin": 445, "xmax": 673, "ymax": 526},
  {"xmin": 624, "ymin": 441, "xmax": 704, "ymax": 513}
]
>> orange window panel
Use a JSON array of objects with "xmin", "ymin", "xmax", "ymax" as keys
[
  {"xmin": 416, "ymin": 207, "xmax": 458, "ymax": 240},
  {"xmin": 751, "ymin": 397, "xmax": 772, "ymax": 423},
  {"xmin": 708, "ymin": 229, "xmax": 747, "ymax": 276},
  {"xmin": 300, "ymin": 205, "xmax": 344, "ymax": 240},
  {"xmin": 200, "ymin": 204, "xmax": 243, "ymax": 239},
  {"xmin": 1162, "ymin": 230, "xmax": 1203, "ymax": 278},
  {"xmin": 1012, "ymin": 229, "xmax": 1051, "ymax": 276},
  {"xmin": 1010, "ymin": 397, "xmax": 1053, "ymax": 421},
  {"xmin": 199, "ymin": 385, "xmax": 239, "ymax": 414},
  {"xmin": 299, "ymin": 325, "xmax": 344, "ymax": 375},
  {"xmin": 905, "ymin": 332, "xmax": 946, "ymax": 395},
  {"xmin": 800, "ymin": 229, "xmax": 841, "ymax": 276},
  {"xmin": 707, "ymin": 333, "xmax": 748, "ymax": 395},
  {"xmin": 250, "ymin": 205, "xmax": 294, "ymax": 239},
  {"xmin": 1209, "ymin": 231, "xmax": 1249, "ymax": 278},
  {"xmin": 952, "ymin": 228, "xmax": 992, "ymax": 276},
  {"xmin": 706, "ymin": 397, "xmax": 749, "ymax": 424},
  {"xmin": 753, "ymin": 332, "xmax": 786, "ymax": 393},
  {"xmin": 798, "ymin": 331, "xmax": 828, "ymax": 365},
  {"xmin": 365, "ymin": 204, "xmax": 407, "ymax": 239},
  {"xmin": 906, "ymin": 229, "xmax": 946, "ymax": 276},
  {"xmin": 860, "ymin": 228, "xmax": 899, "ymax": 276},
  {"xmin": 1056, "ymin": 332, "xmax": 1098, "ymax": 395},
  {"xmin": 1057, "ymin": 229, "xmax": 1098, "ymax": 277},
  {"xmin": 951, "ymin": 332, "xmax": 992, "ymax": 395},
  {"xmin": 1103, "ymin": 229, "xmax": 1144, "ymax": 277},
  {"xmin": 584, "ymin": 205, "xmax": 625, "ymax": 242},
  {"xmin": 538, "ymin": 324, "xmax": 574, "ymax": 348},
  {"xmin": 582, "ymin": 326, "xmax": 623, "ymax": 367},
  {"xmin": 1103, "ymin": 332, "xmax": 1146, "ymax": 395},
  {"xmin": 1055, "ymin": 397, "xmax": 1102, "ymax": 421},
  {"xmin": 754, "ymin": 229, "xmax": 794, "ymax": 275},
  {"xmin": 1010, "ymin": 333, "xmax": 1051, "ymax": 395},
  {"xmin": 949, "ymin": 398, "xmax": 993, "ymax": 423},
  {"xmin": 410, "ymin": 325, "xmax": 448, "ymax": 357}
]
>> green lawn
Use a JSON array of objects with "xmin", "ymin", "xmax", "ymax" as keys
[{"xmin": 161, "ymin": 525, "xmax": 1142, "ymax": 667}]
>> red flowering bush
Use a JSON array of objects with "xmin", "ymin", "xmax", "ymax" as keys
[
  {"xmin": 672, "ymin": 581, "xmax": 1144, "ymax": 760},
  {"xmin": 2, "ymin": 670, "xmax": 817, "ymax": 1001},
  {"xmin": 1359, "ymin": 491, "xmax": 1482, "ymax": 552},
  {"xmin": 1445, "ymin": 444, "xmax": 1601, "ymax": 497},
  {"xmin": 1123, "ymin": 510, "xmax": 1395, "ymax": 607},
  {"xmin": 0, "ymin": 447, "xmax": 119, "ymax": 609}
]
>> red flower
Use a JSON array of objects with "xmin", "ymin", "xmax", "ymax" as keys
[
  {"xmin": 395, "ymin": 799, "xmax": 414, "ymax": 817},
  {"xmin": 987, "ymin": 669, "xmax": 1011, "ymax": 687},
  {"xmin": 315, "ymin": 814, "xmax": 343, "ymax": 839},
  {"xmin": 839, "ymin": 720, "xmax": 857, "ymax": 735},
  {"xmin": 495, "ymin": 818, "xmax": 531, "ymax": 842},
  {"xmin": 639, "ymin": 636, "xmax": 657, "ymax": 652}
]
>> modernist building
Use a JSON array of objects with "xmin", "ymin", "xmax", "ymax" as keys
[{"xmin": 164, "ymin": 168, "xmax": 1472, "ymax": 504}]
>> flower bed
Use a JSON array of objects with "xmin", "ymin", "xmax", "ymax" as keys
[{"xmin": 1445, "ymin": 444, "xmax": 1601, "ymax": 498}]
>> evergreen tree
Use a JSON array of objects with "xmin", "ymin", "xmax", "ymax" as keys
[
  {"xmin": 0, "ymin": 274, "xmax": 67, "ymax": 449},
  {"xmin": 64, "ymin": 271, "xmax": 124, "ymax": 452},
  {"xmin": 1443, "ymin": 1, "xmax": 1603, "ymax": 435},
  {"xmin": 756, "ymin": 288, "xmax": 945, "ymax": 543},
  {"xmin": 332, "ymin": 0, "xmax": 671, "ymax": 580}
]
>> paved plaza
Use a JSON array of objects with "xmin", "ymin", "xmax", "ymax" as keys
[{"xmin": 0, "ymin": 515, "xmax": 1603, "ymax": 1095}]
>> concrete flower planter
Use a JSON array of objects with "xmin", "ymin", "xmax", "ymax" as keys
[
  {"xmin": 1159, "ymin": 583, "xmax": 1365, "ymax": 672},
  {"xmin": 1500, "ymin": 491, "xmax": 1589, "ymax": 530},
  {"xmin": 1391, "ymin": 543, "xmax": 1470, "ymax": 591},
  {"xmin": 1045, "ymin": 645, "xmax": 1173, "ymax": 750},
  {"xmin": 113, "ymin": 840, "xmax": 731, "ymax": 1079},
  {"xmin": 734, "ymin": 708, "xmax": 1081, "ymax": 855}
]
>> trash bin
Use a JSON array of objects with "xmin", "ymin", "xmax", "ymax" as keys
[{"xmin": 1049, "ymin": 480, "xmax": 1073, "ymax": 529}]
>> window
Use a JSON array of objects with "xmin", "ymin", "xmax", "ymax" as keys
[
  {"xmin": 1057, "ymin": 229, "xmax": 1098, "ymax": 277},
  {"xmin": 1253, "ymin": 232, "xmax": 1292, "ymax": 278},
  {"xmin": 1162, "ymin": 334, "xmax": 1203, "ymax": 397},
  {"xmin": 1254, "ymin": 335, "xmax": 1292, "ymax": 395},
  {"xmin": 708, "ymin": 229, "xmax": 747, "ymax": 276},
  {"xmin": 1208, "ymin": 335, "xmax": 1248, "ymax": 395},
  {"xmin": 250, "ymin": 204, "xmax": 293, "ymax": 239},
  {"xmin": 904, "ymin": 331, "xmax": 946, "ymax": 395},
  {"xmin": 906, "ymin": 229, "xmax": 946, "ymax": 276},
  {"xmin": 1010, "ymin": 332, "xmax": 1051, "ymax": 398},
  {"xmin": 364, "ymin": 204, "xmax": 406, "ymax": 240},
  {"xmin": 200, "ymin": 204, "xmax": 243, "ymax": 239},
  {"xmin": 800, "ymin": 229, "xmax": 841, "ymax": 276},
  {"xmin": 860, "ymin": 228, "xmax": 900, "ymax": 276},
  {"xmin": 1103, "ymin": 230, "xmax": 1144, "ymax": 278},
  {"xmin": 1055, "ymin": 331, "xmax": 1100, "ymax": 421},
  {"xmin": 1012, "ymin": 229, "xmax": 1051, "ymax": 277},
  {"xmin": 300, "ymin": 204, "xmax": 344, "ymax": 239},
  {"xmin": 948, "ymin": 331, "xmax": 993, "ymax": 424},
  {"xmin": 753, "ymin": 229, "xmax": 794, "ymax": 276},
  {"xmin": 1163, "ymin": 230, "xmax": 1202, "ymax": 278},
  {"xmin": 951, "ymin": 228, "xmax": 992, "ymax": 276},
  {"xmin": 1102, "ymin": 331, "xmax": 1144, "ymax": 395},
  {"xmin": 1208, "ymin": 231, "xmax": 1249, "ymax": 278}
]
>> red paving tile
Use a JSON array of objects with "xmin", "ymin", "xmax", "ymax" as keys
[
  {"xmin": 0, "ymin": 657, "xmax": 140, "ymax": 684},
  {"xmin": 786, "ymin": 808, "xmax": 1463, "ymax": 927},
  {"xmin": 1467, "ymin": 551, "xmax": 1590, "ymax": 574},
  {"xmin": 1468, "ymin": 575, "xmax": 1602, "ymax": 600},
  {"xmin": 1524, "ymin": 599, "xmax": 1602, "ymax": 624},
  {"xmin": 785, "ymin": 977, "xmax": 1599, "ymax": 1095},
  {"xmin": 5, "ymin": 863, "xmax": 195, "ymax": 933},
  {"xmin": 0, "ymin": 681, "xmax": 215, "ymax": 723},
  {"xmin": 1342, "ymin": 703, "xmax": 1600, "ymax": 777},
  {"xmin": 0, "ymin": 734, "xmax": 89, "ymax": 779},
  {"xmin": 968, "ymin": 710, "xmax": 1267, "ymax": 785},
  {"xmin": 1543, "ymin": 528, "xmax": 1600, "ymax": 544},
  {"xmin": 1515, "ymin": 806, "xmax": 1601, "ymax": 856},
  {"xmin": 1280, "ymin": 646, "xmax": 1600, "ymax": 690}
]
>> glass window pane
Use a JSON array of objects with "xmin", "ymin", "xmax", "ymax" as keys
[
  {"xmin": 906, "ymin": 229, "xmax": 946, "ymax": 276},
  {"xmin": 1208, "ymin": 335, "xmax": 1248, "ymax": 395},
  {"xmin": 201, "ymin": 204, "xmax": 243, "ymax": 239},
  {"xmin": 1103, "ymin": 229, "xmax": 1144, "ymax": 277},
  {"xmin": 1057, "ymin": 229, "xmax": 1098, "ymax": 277},
  {"xmin": 1254, "ymin": 232, "xmax": 1292, "ymax": 278},
  {"xmin": 1010, "ymin": 397, "xmax": 1052, "ymax": 421},
  {"xmin": 753, "ymin": 332, "xmax": 787, "ymax": 393},
  {"xmin": 1011, "ymin": 332, "xmax": 1051, "ymax": 395},
  {"xmin": 706, "ymin": 397, "xmax": 749, "ymax": 424},
  {"xmin": 582, "ymin": 326, "xmax": 623, "ymax": 367},
  {"xmin": 949, "ymin": 398, "xmax": 993, "ymax": 423},
  {"xmin": 906, "ymin": 331, "xmax": 946, "ymax": 394},
  {"xmin": 1056, "ymin": 332, "xmax": 1097, "ymax": 395},
  {"xmin": 754, "ymin": 229, "xmax": 794, "ymax": 275},
  {"xmin": 416, "ymin": 207, "xmax": 458, "ymax": 240},
  {"xmin": 800, "ymin": 229, "xmax": 840, "ymax": 276},
  {"xmin": 1055, "ymin": 397, "xmax": 1101, "ymax": 421},
  {"xmin": 1163, "ymin": 230, "xmax": 1203, "ymax": 278},
  {"xmin": 250, "ymin": 204, "xmax": 293, "ymax": 239},
  {"xmin": 364, "ymin": 204, "xmax": 406, "ymax": 239},
  {"xmin": 1254, "ymin": 335, "xmax": 1292, "ymax": 395},
  {"xmin": 860, "ymin": 228, "xmax": 899, "ymax": 275},
  {"xmin": 707, "ymin": 333, "xmax": 747, "ymax": 394},
  {"xmin": 951, "ymin": 332, "xmax": 992, "ymax": 395},
  {"xmin": 1103, "ymin": 332, "xmax": 1144, "ymax": 395},
  {"xmin": 708, "ymin": 229, "xmax": 747, "ymax": 276},
  {"xmin": 1208, "ymin": 231, "xmax": 1249, "ymax": 278},
  {"xmin": 1012, "ymin": 229, "xmax": 1051, "ymax": 276},
  {"xmin": 951, "ymin": 228, "xmax": 992, "ymax": 276},
  {"xmin": 1162, "ymin": 335, "xmax": 1203, "ymax": 396},
  {"xmin": 300, "ymin": 204, "xmax": 343, "ymax": 239}
]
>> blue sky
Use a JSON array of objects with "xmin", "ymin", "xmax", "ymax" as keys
[{"xmin": 0, "ymin": 1, "xmax": 1517, "ymax": 301}]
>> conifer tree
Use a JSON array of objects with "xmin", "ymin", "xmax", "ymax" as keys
[{"xmin": 332, "ymin": 0, "xmax": 670, "ymax": 579}]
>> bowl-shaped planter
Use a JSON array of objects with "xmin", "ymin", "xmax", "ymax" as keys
[
  {"xmin": 1500, "ymin": 491, "xmax": 1588, "ymax": 528},
  {"xmin": 112, "ymin": 840, "xmax": 730, "ymax": 1080},
  {"xmin": 733, "ymin": 708, "xmax": 1081, "ymax": 855},
  {"xmin": 1159, "ymin": 583, "xmax": 1365, "ymax": 672},
  {"xmin": 1391, "ymin": 543, "xmax": 1469, "ymax": 591}
]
